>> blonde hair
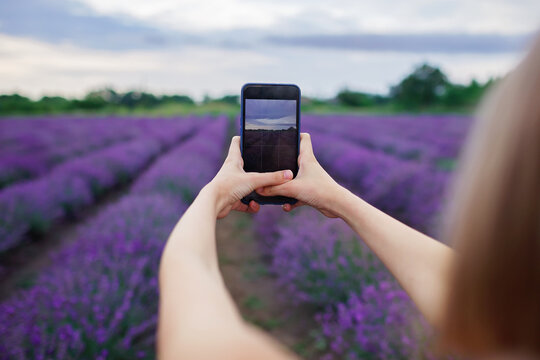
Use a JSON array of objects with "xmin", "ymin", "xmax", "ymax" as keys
[{"xmin": 440, "ymin": 36, "xmax": 540, "ymax": 356}]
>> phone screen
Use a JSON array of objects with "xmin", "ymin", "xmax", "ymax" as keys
[{"xmin": 243, "ymin": 99, "xmax": 298, "ymax": 174}]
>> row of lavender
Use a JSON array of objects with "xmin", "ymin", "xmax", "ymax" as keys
[
  {"xmin": 258, "ymin": 207, "xmax": 441, "ymax": 359},
  {"xmin": 256, "ymin": 115, "xmax": 471, "ymax": 359},
  {"xmin": 0, "ymin": 117, "xmax": 202, "ymax": 253},
  {"xmin": 304, "ymin": 114, "xmax": 470, "ymax": 168},
  {"xmin": 0, "ymin": 116, "xmax": 228, "ymax": 359},
  {"xmin": 309, "ymin": 132, "xmax": 450, "ymax": 235},
  {"xmin": 0, "ymin": 117, "xmax": 188, "ymax": 189},
  {"xmin": 300, "ymin": 115, "xmax": 468, "ymax": 234}
]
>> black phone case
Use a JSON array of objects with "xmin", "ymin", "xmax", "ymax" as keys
[{"xmin": 240, "ymin": 83, "xmax": 300, "ymax": 205}]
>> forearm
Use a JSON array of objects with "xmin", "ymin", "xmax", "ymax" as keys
[
  {"xmin": 157, "ymin": 137, "xmax": 300, "ymax": 359},
  {"xmin": 158, "ymin": 186, "xmax": 243, "ymax": 358},
  {"xmin": 158, "ymin": 185, "xmax": 296, "ymax": 360},
  {"xmin": 163, "ymin": 185, "xmax": 221, "ymax": 270},
  {"xmin": 333, "ymin": 186, "xmax": 454, "ymax": 327}
]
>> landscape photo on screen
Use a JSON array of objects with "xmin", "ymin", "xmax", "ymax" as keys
[{"xmin": 244, "ymin": 99, "xmax": 297, "ymax": 173}]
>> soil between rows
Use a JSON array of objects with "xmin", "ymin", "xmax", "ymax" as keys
[{"xmin": 216, "ymin": 211, "xmax": 321, "ymax": 359}]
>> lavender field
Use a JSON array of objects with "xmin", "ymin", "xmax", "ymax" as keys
[
  {"xmin": 0, "ymin": 114, "xmax": 471, "ymax": 359},
  {"xmin": 254, "ymin": 114, "xmax": 471, "ymax": 359},
  {"xmin": 0, "ymin": 115, "xmax": 228, "ymax": 359}
]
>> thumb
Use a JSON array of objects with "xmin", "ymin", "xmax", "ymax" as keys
[
  {"xmin": 256, "ymin": 180, "xmax": 298, "ymax": 198},
  {"xmin": 248, "ymin": 170, "xmax": 293, "ymax": 190}
]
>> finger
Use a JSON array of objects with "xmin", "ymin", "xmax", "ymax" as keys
[
  {"xmin": 243, "ymin": 200, "xmax": 259, "ymax": 214},
  {"xmin": 232, "ymin": 201, "xmax": 249, "ymax": 212},
  {"xmin": 227, "ymin": 136, "xmax": 242, "ymax": 160},
  {"xmin": 257, "ymin": 181, "xmax": 297, "ymax": 198},
  {"xmin": 282, "ymin": 201, "xmax": 305, "ymax": 212},
  {"xmin": 248, "ymin": 200, "xmax": 260, "ymax": 213},
  {"xmin": 248, "ymin": 169, "xmax": 293, "ymax": 190},
  {"xmin": 299, "ymin": 133, "xmax": 315, "ymax": 158}
]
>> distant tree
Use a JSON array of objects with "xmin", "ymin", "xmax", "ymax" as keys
[
  {"xmin": 73, "ymin": 93, "xmax": 108, "ymax": 110},
  {"xmin": 441, "ymin": 78, "xmax": 494, "ymax": 108},
  {"xmin": 87, "ymin": 88, "xmax": 120, "ymax": 104},
  {"xmin": 161, "ymin": 94, "xmax": 195, "ymax": 105},
  {"xmin": 0, "ymin": 94, "xmax": 37, "ymax": 114},
  {"xmin": 137, "ymin": 92, "xmax": 160, "ymax": 108},
  {"xmin": 118, "ymin": 91, "xmax": 160, "ymax": 108},
  {"xmin": 38, "ymin": 96, "xmax": 74, "ymax": 112},
  {"xmin": 336, "ymin": 89, "xmax": 376, "ymax": 107},
  {"xmin": 390, "ymin": 63, "xmax": 449, "ymax": 108},
  {"xmin": 201, "ymin": 94, "xmax": 239, "ymax": 105},
  {"xmin": 215, "ymin": 95, "xmax": 239, "ymax": 105}
]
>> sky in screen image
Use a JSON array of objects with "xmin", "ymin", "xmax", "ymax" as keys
[
  {"xmin": 245, "ymin": 99, "xmax": 296, "ymax": 130},
  {"xmin": 0, "ymin": 0, "xmax": 539, "ymax": 99}
]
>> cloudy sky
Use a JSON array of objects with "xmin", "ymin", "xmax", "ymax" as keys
[
  {"xmin": 245, "ymin": 99, "xmax": 296, "ymax": 130},
  {"xmin": 0, "ymin": 0, "xmax": 538, "ymax": 99}
]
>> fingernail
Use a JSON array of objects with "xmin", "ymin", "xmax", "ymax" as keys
[{"xmin": 284, "ymin": 170, "xmax": 293, "ymax": 179}]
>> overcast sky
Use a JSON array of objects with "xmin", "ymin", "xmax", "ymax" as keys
[
  {"xmin": 0, "ymin": 0, "xmax": 538, "ymax": 99},
  {"xmin": 245, "ymin": 99, "xmax": 296, "ymax": 130}
]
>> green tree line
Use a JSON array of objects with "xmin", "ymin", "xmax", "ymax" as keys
[
  {"xmin": 336, "ymin": 63, "xmax": 494, "ymax": 110},
  {"xmin": 0, "ymin": 64, "xmax": 495, "ymax": 115}
]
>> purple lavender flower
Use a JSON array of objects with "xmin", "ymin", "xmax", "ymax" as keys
[
  {"xmin": 308, "ymin": 131, "xmax": 452, "ymax": 235},
  {"xmin": 132, "ymin": 116, "xmax": 228, "ymax": 202},
  {"xmin": 303, "ymin": 114, "xmax": 471, "ymax": 166},
  {"xmin": 0, "ymin": 116, "xmax": 200, "ymax": 189},
  {"xmin": 0, "ymin": 194, "xmax": 183, "ymax": 359},
  {"xmin": 0, "ymin": 117, "xmax": 202, "ymax": 252},
  {"xmin": 315, "ymin": 282, "xmax": 444, "ymax": 360},
  {"xmin": 0, "ymin": 116, "xmax": 228, "ymax": 359},
  {"xmin": 253, "ymin": 114, "xmax": 471, "ymax": 359},
  {"xmin": 268, "ymin": 208, "xmax": 387, "ymax": 306}
]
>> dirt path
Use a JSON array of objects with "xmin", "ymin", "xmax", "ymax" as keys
[{"xmin": 216, "ymin": 211, "xmax": 321, "ymax": 359}]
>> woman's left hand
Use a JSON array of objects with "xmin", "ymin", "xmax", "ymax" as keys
[{"xmin": 205, "ymin": 136, "xmax": 294, "ymax": 219}]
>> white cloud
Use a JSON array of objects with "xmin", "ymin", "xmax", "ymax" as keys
[
  {"xmin": 0, "ymin": 34, "xmax": 276, "ymax": 99},
  {"xmin": 79, "ymin": 0, "xmax": 540, "ymax": 34},
  {"xmin": 0, "ymin": 0, "xmax": 534, "ymax": 99},
  {"xmin": 80, "ymin": 0, "xmax": 302, "ymax": 32},
  {"xmin": 0, "ymin": 33, "xmax": 525, "ymax": 99},
  {"xmin": 245, "ymin": 116, "xmax": 296, "ymax": 130}
]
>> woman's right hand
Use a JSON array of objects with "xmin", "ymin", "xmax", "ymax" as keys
[{"xmin": 256, "ymin": 133, "xmax": 347, "ymax": 218}]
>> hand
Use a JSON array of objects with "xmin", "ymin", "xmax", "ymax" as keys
[
  {"xmin": 256, "ymin": 133, "xmax": 344, "ymax": 218},
  {"xmin": 206, "ymin": 136, "xmax": 294, "ymax": 219}
]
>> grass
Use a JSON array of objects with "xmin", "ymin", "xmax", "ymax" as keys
[
  {"xmin": 6, "ymin": 101, "xmax": 473, "ymax": 119},
  {"xmin": 242, "ymin": 261, "xmax": 269, "ymax": 280},
  {"xmin": 436, "ymin": 158, "xmax": 458, "ymax": 171},
  {"xmin": 243, "ymin": 295, "xmax": 265, "ymax": 310},
  {"xmin": 254, "ymin": 317, "xmax": 284, "ymax": 331},
  {"xmin": 122, "ymin": 102, "xmax": 474, "ymax": 117},
  {"xmin": 235, "ymin": 215, "xmax": 251, "ymax": 231},
  {"xmin": 243, "ymin": 314, "xmax": 285, "ymax": 331},
  {"xmin": 218, "ymin": 255, "xmax": 235, "ymax": 266},
  {"xmin": 15, "ymin": 273, "xmax": 37, "ymax": 290},
  {"xmin": 126, "ymin": 102, "xmax": 242, "ymax": 117}
]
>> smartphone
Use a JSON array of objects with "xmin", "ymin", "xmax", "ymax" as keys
[{"xmin": 241, "ymin": 83, "xmax": 300, "ymax": 205}]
